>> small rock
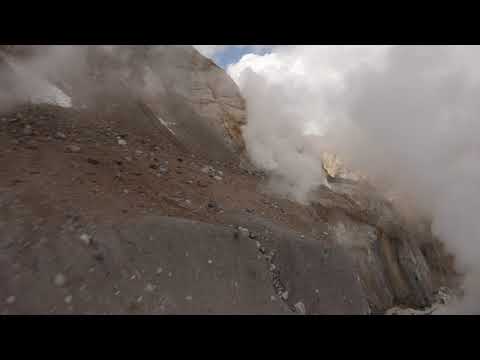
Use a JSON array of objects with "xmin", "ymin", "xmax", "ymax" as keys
[
  {"xmin": 168, "ymin": 272, "xmax": 172, "ymax": 278},
  {"xmin": 135, "ymin": 150, "xmax": 143, "ymax": 156},
  {"xmin": 145, "ymin": 283, "xmax": 155, "ymax": 292},
  {"xmin": 238, "ymin": 226, "xmax": 249, "ymax": 238},
  {"xmin": 207, "ymin": 259, "xmax": 213, "ymax": 264},
  {"xmin": 54, "ymin": 273, "xmax": 67, "ymax": 287},
  {"xmin": 65, "ymin": 145, "xmax": 81, "ymax": 153},
  {"xmin": 269, "ymin": 263, "xmax": 277, "ymax": 271},
  {"xmin": 125, "ymin": 156, "xmax": 132, "ymax": 162},
  {"xmin": 118, "ymin": 139, "xmax": 127, "ymax": 146},
  {"xmin": 281, "ymin": 291, "xmax": 289, "ymax": 301},
  {"xmin": 201, "ymin": 166, "xmax": 211, "ymax": 174},
  {"xmin": 217, "ymin": 170, "xmax": 223, "ymax": 176},
  {"xmin": 93, "ymin": 251, "xmax": 104, "ymax": 262},
  {"xmin": 64, "ymin": 295, "xmax": 73, "ymax": 304},
  {"xmin": 79, "ymin": 233, "xmax": 92, "ymax": 245},
  {"xmin": 294, "ymin": 301, "xmax": 306, "ymax": 315},
  {"xmin": 156, "ymin": 267, "xmax": 163, "ymax": 274},
  {"xmin": 300, "ymin": 235, "xmax": 305, "ymax": 239},
  {"xmin": 87, "ymin": 158, "xmax": 100, "ymax": 165},
  {"xmin": 213, "ymin": 175, "xmax": 222, "ymax": 181},
  {"xmin": 5, "ymin": 296, "xmax": 16, "ymax": 305},
  {"xmin": 25, "ymin": 143, "xmax": 38, "ymax": 150},
  {"xmin": 197, "ymin": 180, "xmax": 209, "ymax": 188},
  {"xmin": 137, "ymin": 296, "xmax": 143, "ymax": 303},
  {"xmin": 207, "ymin": 201, "xmax": 218, "ymax": 209},
  {"xmin": 270, "ymin": 295, "xmax": 277, "ymax": 302},
  {"xmin": 55, "ymin": 132, "xmax": 67, "ymax": 139},
  {"xmin": 23, "ymin": 125, "xmax": 33, "ymax": 136},
  {"xmin": 185, "ymin": 295, "xmax": 193, "ymax": 301}
]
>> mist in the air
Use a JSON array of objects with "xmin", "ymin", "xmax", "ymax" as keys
[{"xmin": 226, "ymin": 45, "xmax": 480, "ymax": 313}]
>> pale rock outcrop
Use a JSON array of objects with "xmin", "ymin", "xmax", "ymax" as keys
[{"xmin": 136, "ymin": 46, "xmax": 247, "ymax": 160}]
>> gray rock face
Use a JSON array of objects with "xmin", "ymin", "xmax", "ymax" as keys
[
  {"xmin": 1, "ymin": 212, "xmax": 365, "ymax": 314},
  {"xmin": 220, "ymin": 211, "xmax": 371, "ymax": 314}
]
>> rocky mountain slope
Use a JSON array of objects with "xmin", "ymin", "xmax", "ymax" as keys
[{"xmin": 0, "ymin": 46, "xmax": 456, "ymax": 314}]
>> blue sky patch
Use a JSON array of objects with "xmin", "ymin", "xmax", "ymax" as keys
[{"xmin": 213, "ymin": 46, "xmax": 271, "ymax": 69}]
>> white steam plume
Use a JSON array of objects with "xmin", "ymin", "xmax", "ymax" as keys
[
  {"xmin": 228, "ymin": 45, "xmax": 480, "ymax": 313},
  {"xmin": 228, "ymin": 46, "xmax": 389, "ymax": 202},
  {"xmin": 0, "ymin": 45, "xmax": 166, "ymax": 110},
  {"xmin": 0, "ymin": 45, "xmax": 90, "ymax": 109}
]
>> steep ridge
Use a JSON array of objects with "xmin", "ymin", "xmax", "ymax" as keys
[{"xmin": 0, "ymin": 45, "xmax": 455, "ymax": 314}]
